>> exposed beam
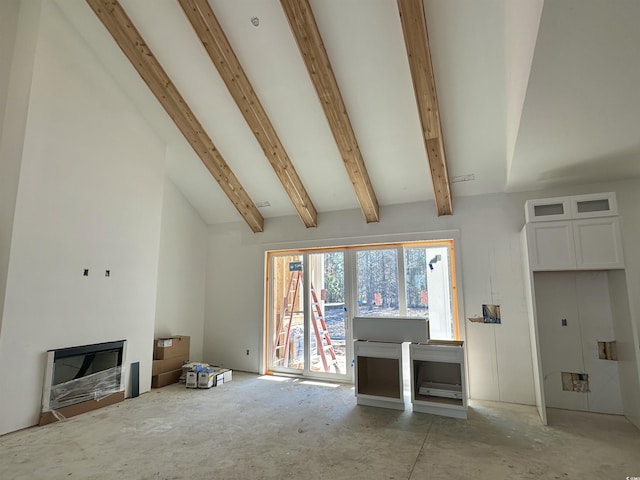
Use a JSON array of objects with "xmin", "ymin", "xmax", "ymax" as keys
[
  {"xmin": 397, "ymin": 0, "xmax": 452, "ymax": 216},
  {"xmin": 178, "ymin": 0, "xmax": 318, "ymax": 228},
  {"xmin": 280, "ymin": 0, "xmax": 380, "ymax": 224},
  {"xmin": 86, "ymin": 0, "xmax": 264, "ymax": 232}
]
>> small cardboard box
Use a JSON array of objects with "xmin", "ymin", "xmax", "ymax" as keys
[
  {"xmin": 186, "ymin": 371, "xmax": 198, "ymax": 389},
  {"xmin": 154, "ymin": 335, "xmax": 190, "ymax": 360},
  {"xmin": 152, "ymin": 357, "xmax": 185, "ymax": 377},
  {"xmin": 151, "ymin": 369, "xmax": 182, "ymax": 388}
]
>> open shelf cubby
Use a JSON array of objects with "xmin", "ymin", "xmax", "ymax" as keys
[{"xmin": 410, "ymin": 342, "xmax": 467, "ymax": 418}]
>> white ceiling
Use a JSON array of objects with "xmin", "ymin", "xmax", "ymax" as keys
[{"xmin": 55, "ymin": 0, "xmax": 640, "ymax": 226}]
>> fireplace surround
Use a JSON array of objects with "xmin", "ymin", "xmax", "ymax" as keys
[{"xmin": 40, "ymin": 340, "xmax": 127, "ymax": 424}]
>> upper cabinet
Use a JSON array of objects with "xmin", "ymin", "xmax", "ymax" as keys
[
  {"xmin": 526, "ymin": 196, "xmax": 572, "ymax": 223},
  {"xmin": 524, "ymin": 193, "xmax": 624, "ymax": 271},
  {"xmin": 526, "ymin": 192, "xmax": 617, "ymax": 223},
  {"xmin": 572, "ymin": 217, "xmax": 624, "ymax": 269}
]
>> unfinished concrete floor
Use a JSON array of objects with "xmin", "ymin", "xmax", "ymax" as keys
[{"xmin": 1, "ymin": 371, "xmax": 639, "ymax": 480}]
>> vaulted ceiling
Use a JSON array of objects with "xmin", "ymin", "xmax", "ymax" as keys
[{"xmin": 55, "ymin": 0, "xmax": 640, "ymax": 230}]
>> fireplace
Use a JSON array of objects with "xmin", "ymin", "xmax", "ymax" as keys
[{"xmin": 40, "ymin": 340, "xmax": 126, "ymax": 424}]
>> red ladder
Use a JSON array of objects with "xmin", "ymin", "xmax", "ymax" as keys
[
  {"xmin": 310, "ymin": 285, "xmax": 340, "ymax": 373},
  {"xmin": 272, "ymin": 270, "xmax": 340, "ymax": 373},
  {"xmin": 273, "ymin": 270, "xmax": 302, "ymax": 367}
]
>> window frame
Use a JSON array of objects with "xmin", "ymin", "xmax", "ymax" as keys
[{"xmin": 263, "ymin": 235, "xmax": 462, "ymax": 375}]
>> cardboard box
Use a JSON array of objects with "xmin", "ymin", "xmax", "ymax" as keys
[
  {"xmin": 186, "ymin": 371, "xmax": 198, "ymax": 389},
  {"xmin": 153, "ymin": 335, "xmax": 190, "ymax": 360},
  {"xmin": 151, "ymin": 369, "xmax": 182, "ymax": 388},
  {"xmin": 152, "ymin": 357, "xmax": 186, "ymax": 377}
]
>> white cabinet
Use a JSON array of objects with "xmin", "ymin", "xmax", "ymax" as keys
[
  {"xmin": 410, "ymin": 341, "xmax": 467, "ymax": 419},
  {"xmin": 526, "ymin": 192, "xmax": 617, "ymax": 223},
  {"xmin": 526, "ymin": 221, "xmax": 576, "ymax": 270},
  {"xmin": 573, "ymin": 217, "xmax": 624, "ymax": 269},
  {"xmin": 570, "ymin": 192, "xmax": 617, "ymax": 219},
  {"xmin": 354, "ymin": 341, "xmax": 405, "ymax": 410},
  {"xmin": 526, "ymin": 217, "xmax": 624, "ymax": 271},
  {"xmin": 526, "ymin": 197, "xmax": 572, "ymax": 223},
  {"xmin": 524, "ymin": 192, "xmax": 624, "ymax": 271}
]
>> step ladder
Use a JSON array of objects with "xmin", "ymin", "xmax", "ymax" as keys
[
  {"xmin": 310, "ymin": 285, "xmax": 341, "ymax": 374},
  {"xmin": 273, "ymin": 270, "xmax": 302, "ymax": 368},
  {"xmin": 272, "ymin": 269, "xmax": 340, "ymax": 373}
]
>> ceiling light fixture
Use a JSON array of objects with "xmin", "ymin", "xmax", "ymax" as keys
[
  {"xmin": 251, "ymin": 16, "xmax": 259, "ymax": 27},
  {"xmin": 255, "ymin": 201, "xmax": 270, "ymax": 208}
]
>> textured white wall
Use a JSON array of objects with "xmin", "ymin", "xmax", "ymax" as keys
[
  {"xmin": 155, "ymin": 178, "xmax": 207, "ymax": 362},
  {"xmin": 0, "ymin": 2, "xmax": 165, "ymax": 435}
]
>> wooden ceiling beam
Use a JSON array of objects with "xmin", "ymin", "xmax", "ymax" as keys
[
  {"xmin": 178, "ymin": 0, "xmax": 318, "ymax": 228},
  {"xmin": 280, "ymin": 0, "xmax": 380, "ymax": 223},
  {"xmin": 397, "ymin": 0, "xmax": 452, "ymax": 216},
  {"xmin": 86, "ymin": 0, "xmax": 264, "ymax": 232}
]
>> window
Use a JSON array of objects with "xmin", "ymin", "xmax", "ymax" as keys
[
  {"xmin": 356, "ymin": 248, "xmax": 399, "ymax": 317},
  {"xmin": 355, "ymin": 242, "xmax": 456, "ymax": 340}
]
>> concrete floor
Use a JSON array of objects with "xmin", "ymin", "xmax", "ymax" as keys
[{"xmin": 1, "ymin": 372, "xmax": 639, "ymax": 480}]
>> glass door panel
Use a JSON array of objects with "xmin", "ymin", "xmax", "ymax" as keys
[
  {"xmin": 270, "ymin": 255, "xmax": 305, "ymax": 373},
  {"xmin": 308, "ymin": 252, "xmax": 348, "ymax": 379}
]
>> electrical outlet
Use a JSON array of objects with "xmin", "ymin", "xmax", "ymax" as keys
[{"xmin": 246, "ymin": 349, "xmax": 250, "ymax": 356}]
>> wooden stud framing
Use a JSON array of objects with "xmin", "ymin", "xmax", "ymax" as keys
[
  {"xmin": 178, "ymin": 0, "xmax": 318, "ymax": 228},
  {"xmin": 397, "ymin": 0, "xmax": 453, "ymax": 216},
  {"xmin": 86, "ymin": 0, "xmax": 264, "ymax": 232},
  {"xmin": 280, "ymin": 0, "xmax": 380, "ymax": 223}
]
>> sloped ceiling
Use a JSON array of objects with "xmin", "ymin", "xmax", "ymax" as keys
[{"xmin": 54, "ymin": 0, "xmax": 640, "ymax": 228}]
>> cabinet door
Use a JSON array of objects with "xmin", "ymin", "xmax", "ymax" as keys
[
  {"xmin": 525, "ymin": 197, "xmax": 572, "ymax": 223},
  {"xmin": 573, "ymin": 217, "xmax": 624, "ymax": 270},
  {"xmin": 570, "ymin": 192, "xmax": 617, "ymax": 219},
  {"xmin": 526, "ymin": 222, "xmax": 576, "ymax": 271}
]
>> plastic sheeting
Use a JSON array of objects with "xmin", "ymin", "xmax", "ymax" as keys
[{"xmin": 49, "ymin": 366, "xmax": 122, "ymax": 410}]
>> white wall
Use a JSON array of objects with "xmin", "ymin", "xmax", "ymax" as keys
[
  {"xmin": 0, "ymin": 2, "xmax": 165, "ymax": 435},
  {"xmin": 608, "ymin": 270, "xmax": 640, "ymax": 427},
  {"xmin": 0, "ymin": 0, "xmax": 40, "ymax": 337},
  {"xmin": 155, "ymin": 178, "xmax": 207, "ymax": 362},
  {"xmin": 204, "ymin": 178, "xmax": 640, "ymax": 407},
  {"xmin": 0, "ymin": 0, "xmax": 20, "ymax": 136}
]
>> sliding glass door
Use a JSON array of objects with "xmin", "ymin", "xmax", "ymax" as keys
[{"xmin": 268, "ymin": 251, "xmax": 350, "ymax": 381}]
